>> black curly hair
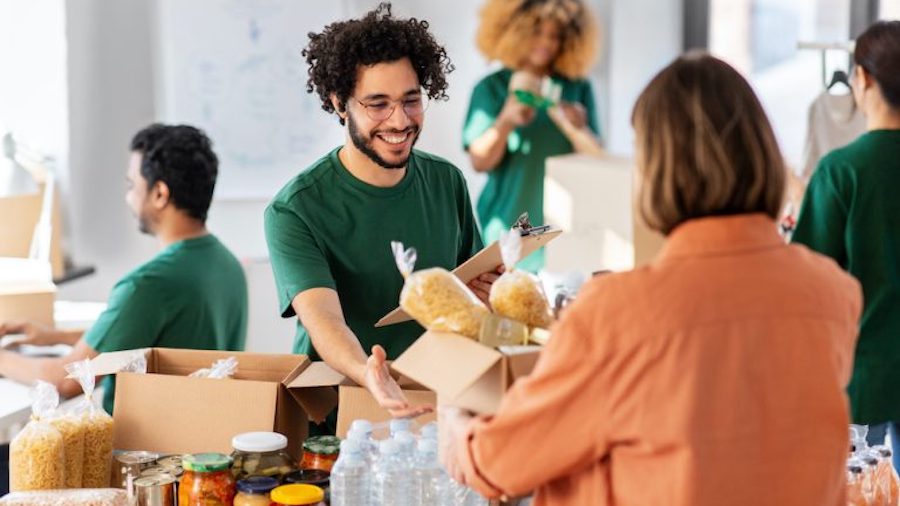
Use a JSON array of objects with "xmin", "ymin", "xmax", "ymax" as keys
[
  {"xmin": 130, "ymin": 124, "xmax": 218, "ymax": 222},
  {"xmin": 303, "ymin": 2, "xmax": 454, "ymax": 125}
]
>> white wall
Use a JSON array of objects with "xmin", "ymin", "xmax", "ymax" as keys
[{"xmin": 51, "ymin": 0, "xmax": 681, "ymax": 353}]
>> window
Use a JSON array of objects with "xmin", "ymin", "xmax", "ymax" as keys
[{"xmin": 709, "ymin": 0, "xmax": 853, "ymax": 171}]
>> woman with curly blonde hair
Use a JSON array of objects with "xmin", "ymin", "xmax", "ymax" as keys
[{"xmin": 464, "ymin": 0, "xmax": 603, "ymax": 273}]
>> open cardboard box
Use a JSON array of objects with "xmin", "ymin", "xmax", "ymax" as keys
[
  {"xmin": 90, "ymin": 348, "xmax": 339, "ymax": 459},
  {"xmin": 90, "ymin": 348, "xmax": 438, "ymax": 456},
  {"xmin": 287, "ymin": 361, "xmax": 437, "ymax": 438},
  {"xmin": 392, "ymin": 331, "xmax": 542, "ymax": 415},
  {"xmin": 377, "ymin": 228, "xmax": 562, "ymax": 327}
]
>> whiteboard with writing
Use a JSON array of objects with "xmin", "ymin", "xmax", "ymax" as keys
[{"xmin": 156, "ymin": 0, "xmax": 348, "ymax": 199}]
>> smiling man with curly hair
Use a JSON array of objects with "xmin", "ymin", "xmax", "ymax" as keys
[{"xmin": 264, "ymin": 3, "xmax": 496, "ymax": 432}]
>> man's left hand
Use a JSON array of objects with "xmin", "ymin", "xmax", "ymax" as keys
[{"xmin": 466, "ymin": 265, "xmax": 504, "ymax": 306}]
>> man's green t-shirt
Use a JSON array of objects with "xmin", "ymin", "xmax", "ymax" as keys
[
  {"xmin": 264, "ymin": 148, "xmax": 483, "ymax": 361},
  {"xmin": 83, "ymin": 234, "xmax": 248, "ymax": 414},
  {"xmin": 463, "ymin": 68, "xmax": 599, "ymax": 272},
  {"xmin": 791, "ymin": 130, "xmax": 900, "ymax": 424}
]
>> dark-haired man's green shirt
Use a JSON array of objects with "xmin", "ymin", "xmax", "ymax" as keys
[
  {"xmin": 84, "ymin": 235, "xmax": 247, "ymax": 414},
  {"xmin": 264, "ymin": 148, "xmax": 483, "ymax": 361}
]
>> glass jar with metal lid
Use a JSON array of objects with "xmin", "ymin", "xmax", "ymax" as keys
[
  {"xmin": 235, "ymin": 476, "xmax": 279, "ymax": 506},
  {"xmin": 300, "ymin": 436, "xmax": 341, "ymax": 472},
  {"xmin": 270, "ymin": 484, "xmax": 325, "ymax": 506},
  {"xmin": 231, "ymin": 431, "xmax": 296, "ymax": 480},
  {"xmin": 178, "ymin": 453, "xmax": 236, "ymax": 506}
]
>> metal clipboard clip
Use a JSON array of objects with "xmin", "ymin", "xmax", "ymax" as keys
[{"xmin": 512, "ymin": 212, "xmax": 552, "ymax": 237}]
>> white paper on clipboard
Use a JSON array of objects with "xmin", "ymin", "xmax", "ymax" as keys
[{"xmin": 374, "ymin": 228, "xmax": 562, "ymax": 327}]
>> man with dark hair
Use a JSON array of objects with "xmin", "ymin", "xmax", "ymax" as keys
[
  {"xmin": 0, "ymin": 124, "xmax": 248, "ymax": 414},
  {"xmin": 265, "ymin": 3, "xmax": 497, "ymax": 424}
]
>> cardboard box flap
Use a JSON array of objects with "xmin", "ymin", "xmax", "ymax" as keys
[
  {"xmin": 286, "ymin": 361, "xmax": 348, "ymax": 389},
  {"xmin": 284, "ymin": 361, "xmax": 345, "ymax": 424},
  {"xmin": 499, "ymin": 346, "xmax": 543, "ymax": 380},
  {"xmin": 392, "ymin": 332, "xmax": 502, "ymax": 401},
  {"xmin": 87, "ymin": 348, "xmax": 152, "ymax": 377},
  {"xmin": 376, "ymin": 229, "xmax": 562, "ymax": 327}
]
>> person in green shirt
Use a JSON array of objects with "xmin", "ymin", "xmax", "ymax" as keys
[
  {"xmin": 265, "ymin": 3, "xmax": 496, "ymax": 424},
  {"xmin": 0, "ymin": 124, "xmax": 248, "ymax": 414},
  {"xmin": 791, "ymin": 20, "xmax": 900, "ymax": 467},
  {"xmin": 465, "ymin": 0, "xmax": 603, "ymax": 272}
]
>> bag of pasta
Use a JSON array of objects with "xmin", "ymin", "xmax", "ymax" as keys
[
  {"xmin": 9, "ymin": 381, "xmax": 66, "ymax": 491},
  {"xmin": 65, "ymin": 359, "xmax": 115, "ymax": 488},
  {"xmin": 392, "ymin": 241, "xmax": 489, "ymax": 339},
  {"xmin": 489, "ymin": 230, "xmax": 553, "ymax": 329},
  {"xmin": 49, "ymin": 407, "xmax": 85, "ymax": 488}
]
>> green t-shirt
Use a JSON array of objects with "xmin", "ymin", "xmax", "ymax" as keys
[
  {"xmin": 83, "ymin": 234, "xmax": 248, "ymax": 414},
  {"xmin": 791, "ymin": 130, "xmax": 900, "ymax": 424},
  {"xmin": 264, "ymin": 147, "xmax": 483, "ymax": 361},
  {"xmin": 463, "ymin": 68, "xmax": 599, "ymax": 272}
]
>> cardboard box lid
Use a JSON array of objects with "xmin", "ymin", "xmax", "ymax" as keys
[
  {"xmin": 391, "ymin": 332, "xmax": 503, "ymax": 401},
  {"xmin": 375, "ymin": 229, "xmax": 562, "ymax": 327}
]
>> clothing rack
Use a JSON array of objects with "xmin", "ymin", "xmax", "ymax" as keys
[{"xmin": 798, "ymin": 41, "xmax": 855, "ymax": 88}]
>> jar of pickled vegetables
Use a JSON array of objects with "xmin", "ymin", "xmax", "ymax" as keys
[
  {"xmin": 235, "ymin": 476, "xmax": 279, "ymax": 506},
  {"xmin": 270, "ymin": 484, "xmax": 325, "ymax": 506},
  {"xmin": 179, "ymin": 453, "xmax": 236, "ymax": 506},
  {"xmin": 231, "ymin": 432, "xmax": 296, "ymax": 480},
  {"xmin": 300, "ymin": 436, "xmax": 341, "ymax": 472}
]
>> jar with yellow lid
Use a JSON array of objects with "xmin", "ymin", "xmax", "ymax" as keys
[{"xmin": 270, "ymin": 484, "xmax": 325, "ymax": 506}]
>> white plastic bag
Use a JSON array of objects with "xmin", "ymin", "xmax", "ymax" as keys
[
  {"xmin": 9, "ymin": 381, "xmax": 66, "ymax": 491},
  {"xmin": 189, "ymin": 356, "xmax": 239, "ymax": 379},
  {"xmin": 489, "ymin": 230, "xmax": 554, "ymax": 329},
  {"xmin": 392, "ymin": 241, "xmax": 489, "ymax": 339},
  {"xmin": 65, "ymin": 359, "xmax": 115, "ymax": 488}
]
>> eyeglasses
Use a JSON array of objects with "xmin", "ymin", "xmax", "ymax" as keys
[{"xmin": 350, "ymin": 94, "xmax": 430, "ymax": 122}]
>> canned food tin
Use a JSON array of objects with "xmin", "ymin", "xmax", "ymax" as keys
[
  {"xmin": 135, "ymin": 473, "xmax": 177, "ymax": 506},
  {"xmin": 113, "ymin": 451, "xmax": 160, "ymax": 488}
]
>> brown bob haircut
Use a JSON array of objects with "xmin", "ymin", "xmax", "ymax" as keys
[
  {"xmin": 476, "ymin": 0, "xmax": 598, "ymax": 79},
  {"xmin": 631, "ymin": 52, "xmax": 786, "ymax": 236}
]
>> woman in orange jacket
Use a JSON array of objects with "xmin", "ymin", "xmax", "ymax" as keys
[{"xmin": 439, "ymin": 53, "xmax": 862, "ymax": 506}]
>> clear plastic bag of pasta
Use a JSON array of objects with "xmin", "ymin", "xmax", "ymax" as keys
[
  {"xmin": 49, "ymin": 407, "xmax": 85, "ymax": 488},
  {"xmin": 65, "ymin": 359, "xmax": 115, "ymax": 488},
  {"xmin": 9, "ymin": 381, "xmax": 66, "ymax": 491},
  {"xmin": 0, "ymin": 489, "xmax": 129, "ymax": 506},
  {"xmin": 392, "ymin": 241, "xmax": 489, "ymax": 339},
  {"xmin": 489, "ymin": 230, "xmax": 554, "ymax": 329}
]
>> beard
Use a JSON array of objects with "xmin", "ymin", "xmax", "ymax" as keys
[{"xmin": 347, "ymin": 111, "xmax": 420, "ymax": 169}]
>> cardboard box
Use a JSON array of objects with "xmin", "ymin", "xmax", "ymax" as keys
[
  {"xmin": 90, "ymin": 348, "xmax": 338, "ymax": 459},
  {"xmin": 392, "ymin": 331, "xmax": 541, "ymax": 415},
  {"xmin": 544, "ymin": 153, "xmax": 666, "ymax": 272},
  {"xmin": 0, "ymin": 188, "xmax": 66, "ymax": 279},
  {"xmin": 0, "ymin": 282, "xmax": 55, "ymax": 327},
  {"xmin": 287, "ymin": 361, "xmax": 437, "ymax": 438}
]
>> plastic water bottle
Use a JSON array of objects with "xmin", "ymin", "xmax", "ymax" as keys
[
  {"xmin": 350, "ymin": 419, "xmax": 374, "ymax": 438},
  {"xmin": 420, "ymin": 422, "xmax": 438, "ymax": 441},
  {"xmin": 330, "ymin": 439, "xmax": 370, "ymax": 506},
  {"xmin": 372, "ymin": 440, "xmax": 414, "ymax": 506},
  {"xmin": 415, "ymin": 438, "xmax": 453, "ymax": 506},
  {"xmin": 347, "ymin": 427, "xmax": 377, "ymax": 465},
  {"xmin": 394, "ymin": 431, "xmax": 417, "ymax": 466},
  {"xmin": 390, "ymin": 417, "xmax": 412, "ymax": 437}
]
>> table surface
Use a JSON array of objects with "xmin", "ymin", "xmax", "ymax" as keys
[{"xmin": 0, "ymin": 300, "xmax": 105, "ymax": 442}]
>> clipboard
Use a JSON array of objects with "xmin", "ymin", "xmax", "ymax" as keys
[{"xmin": 375, "ymin": 225, "xmax": 561, "ymax": 328}]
